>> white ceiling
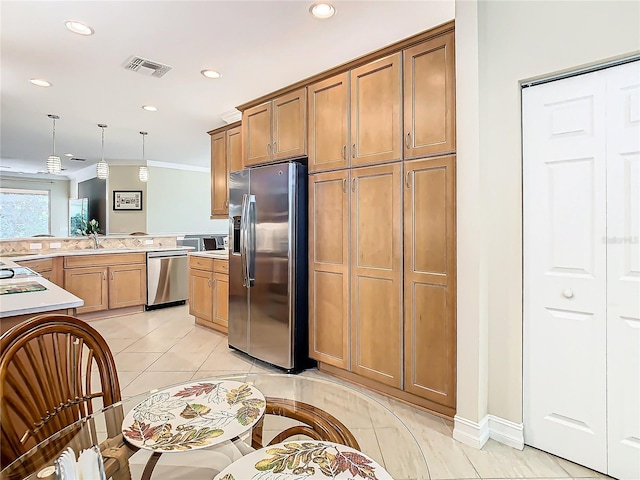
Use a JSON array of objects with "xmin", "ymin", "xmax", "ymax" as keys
[{"xmin": 0, "ymin": 1, "xmax": 454, "ymax": 179}]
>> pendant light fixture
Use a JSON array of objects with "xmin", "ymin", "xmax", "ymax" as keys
[
  {"xmin": 46, "ymin": 114, "xmax": 62, "ymax": 174},
  {"xmin": 138, "ymin": 131, "xmax": 149, "ymax": 182},
  {"xmin": 96, "ymin": 124, "xmax": 109, "ymax": 179}
]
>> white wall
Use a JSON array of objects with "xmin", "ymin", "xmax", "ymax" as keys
[
  {"xmin": 0, "ymin": 174, "xmax": 70, "ymax": 236},
  {"xmin": 146, "ymin": 165, "xmax": 227, "ymax": 235},
  {"xmin": 456, "ymin": 0, "xmax": 640, "ymax": 428}
]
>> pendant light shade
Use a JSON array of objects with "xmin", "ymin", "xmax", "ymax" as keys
[
  {"xmin": 46, "ymin": 114, "xmax": 62, "ymax": 174},
  {"xmin": 138, "ymin": 131, "xmax": 149, "ymax": 182},
  {"xmin": 96, "ymin": 124, "xmax": 109, "ymax": 180}
]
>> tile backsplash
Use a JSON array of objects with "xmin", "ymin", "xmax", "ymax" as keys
[{"xmin": 0, "ymin": 236, "xmax": 178, "ymax": 256}]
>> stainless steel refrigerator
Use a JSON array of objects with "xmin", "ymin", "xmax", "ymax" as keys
[{"xmin": 228, "ymin": 162, "xmax": 308, "ymax": 372}]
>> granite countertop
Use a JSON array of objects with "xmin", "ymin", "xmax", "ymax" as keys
[
  {"xmin": 0, "ymin": 275, "xmax": 83, "ymax": 318},
  {"xmin": 189, "ymin": 250, "xmax": 229, "ymax": 260},
  {"xmin": 0, "ymin": 246, "xmax": 194, "ymax": 262}
]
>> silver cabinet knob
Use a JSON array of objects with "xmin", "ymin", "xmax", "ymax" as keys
[{"xmin": 563, "ymin": 289, "xmax": 574, "ymax": 299}]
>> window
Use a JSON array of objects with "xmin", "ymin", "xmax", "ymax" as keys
[{"xmin": 0, "ymin": 188, "xmax": 50, "ymax": 238}]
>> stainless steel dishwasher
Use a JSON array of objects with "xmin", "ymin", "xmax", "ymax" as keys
[{"xmin": 146, "ymin": 250, "xmax": 189, "ymax": 309}]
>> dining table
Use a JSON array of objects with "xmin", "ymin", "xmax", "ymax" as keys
[{"xmin": 0, "ymin": 373, "xmax": 428, "ymax": 480}]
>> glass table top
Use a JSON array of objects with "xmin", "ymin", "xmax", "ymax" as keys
[{"xmin": 1, "ymin": 373, "xmax": 428, "ymax": 480}]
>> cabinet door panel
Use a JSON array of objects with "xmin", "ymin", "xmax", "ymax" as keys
[
  {"xmin": 109, "ymin": 264, "xmax": 146, "ymax": 309},
  {"xmin": 404, "ymin": 31, "xmax": 456, "ymax": 159},
  {"xmin": 309, "ymin": 170, "xmax": 350, "ymax": 368},
  {"xmin": 211, "ymin": 131, "xmax": 228, "ymax": 216},
  {"xmin": 308, "ymin": 73, "xmax": 349, "ymax": 172},
  {"xmin": 189, "ymin": 269, "xmax": 213, "ymax": 322},
  {"xmin": 214, "ymin": 277, "xmax": 228, "ymax": 328},
  {"xmin": 351, "ymin": 164, "xmax": 402, "ymax": 388},
  {"xmin": 351, "ymin": 53, "xmax": 402, "ymax": 166},
  {"xmin": 64, "ymin": 267, "xmax": 108, "ymax": 314},
  {"xmin": 404, "ymin": 155, "xmax": 456, "ymax": 407},
  {"xmin": 273, "ymin": 88, "xmax": 306, "ymax": 160},
  {"xmin": 243, "ymin": 103, "xmax": 272, "ymax": 166},
  {"xmin": 227, "ymin": 126, "xmax": 243, "ymax": 173}
]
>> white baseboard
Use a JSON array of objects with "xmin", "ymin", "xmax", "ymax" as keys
[
  {"xmin": 453, "ymin": 414, "xmax": 524, "ymax": 450},
  {"xmin": 488, "ymin": 414, "xmax": 524, "ymax": 450},
  {"xmin": 453, "ymin": 415, "xmax": 489, "ymax": 449}
]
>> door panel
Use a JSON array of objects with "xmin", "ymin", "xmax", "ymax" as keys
[
  {"xmin": 309, "ymin": 170, "xmax": 350, "ymax": 368},
  {"xmin": 211, "ymin": 131, "xmax": 228, "ymax": 216},
  {"xmin": 523, "ymin": 70, "xmax": 608, "ymax": 473},
  {"xmin": 227, "ymin": 126, "xmax": 243, "ymax": 173},
  {"xmin": 189, "ymin": 269, "xmax": 212, "ymax": 322},
  {"xmin": 109, "ymin": 264, "xmax": 146, "ymax": 309},
  {"xmin": 351, "ymin": 164, "xmax": 402, "ymax": 388},
  {"xmin": 351, "ymin": 53, "xmax": 402, "ymax": 166},
  {"xmin": 248, "ymin": 163, "xmax": 293, "ymax": 369},
  {"xmin": 404, "ymin": 31, "xmax": 456, "ymax": 158},
  {"xmin": 273, "ymin": 89, "xmax": 306, "ymax": 160},
  {"xmin": 243, "ymin": 103, "xmax": 272, "ymax": 166},
  {"xmin": 308, "ymin": 73, "xmax": 349, "ymax": 172},
  {"xmin": 404, "ymin": 156, "xmax": 456, "ymax": 407},
  {"xmin": 605, "ymin": 61, "xmax": 640, "ymax": 480},
  {"xmin": 214, "ymin": 276, "xmax": 229, "ymax": 329},
  {"xmin": 64, "ymin": 267, "xmax": 108, "ymax": 314}
]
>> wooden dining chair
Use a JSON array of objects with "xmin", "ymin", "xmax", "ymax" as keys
[
  {"xmin": 251, "ymin": 397, "xmax": 360, "ymax": 450},
  {"xmin": 0, "ymin": 313, "xmax": 123, "ymax": 472}
]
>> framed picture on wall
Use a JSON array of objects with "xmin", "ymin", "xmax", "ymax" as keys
[{"xmin": 113, "ymin": 190, "xmax": 143, "ymax": 211}]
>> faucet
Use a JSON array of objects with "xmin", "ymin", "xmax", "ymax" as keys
[{"xmin": 91, "ymin": 233, "xmax": 99, "ymax": 249}]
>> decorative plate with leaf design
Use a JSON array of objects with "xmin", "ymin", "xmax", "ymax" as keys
[
  {"xmin": 121, "ymin": 380, "xmax": 266, "ymax": 452},
  {"xmin": 214, "ymin": 441, "xmax": 392, "ymax": 480}
]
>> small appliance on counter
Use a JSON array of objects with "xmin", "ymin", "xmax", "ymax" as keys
[{"xmin": 203, "ymin": 235, "xmax": 226, "ymax": 251}]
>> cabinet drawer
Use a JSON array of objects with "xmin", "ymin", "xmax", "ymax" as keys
[
  {"xmin": 189, "ymin": 256, "xmax": 214, "ymax": 271},
  {"xmin": 213, "ymin": 259, "xmax": 229, "ymax": 274},
  {"xmin": 64, "ymin": 253, "xmax": 145, "ymax": 268},
  {"xmin": 18, "ymin": 257, "xmax": 53, "ymax": 272}
]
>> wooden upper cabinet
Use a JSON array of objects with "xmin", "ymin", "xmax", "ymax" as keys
[
  {"xmin": 309, "ymin": 170, "xmax": 350, "ymax": 369},
  {"xmin": 350, "ymin": 53, "xmax": 402, "ymax": 167},
  {"xmin": 243, "ymin": 102, "xmax": 272, "ymax": 166},
  {"xmin": 404, "ymin": 155, "xmax": 456, "ymax": 408},
  {"xmin": 243, "ymin": 88, "xmax": 307, "ymax": 167},
  {"xmin": 211, "ymin": 131, "xmax": 228, "ymax": 217},
  {"xmin": 308, "ymin": 73, "xmax": 350, "ymax": 173},
  {"xmin": 350, "ymin": 163, "xmax": 403, "ymax": 389},
  {"xmin": 404, "ymin": 31, "xmax": 456, "ymax": 159},
  {"xmin": 273, "ymin": 88, "xmax": 306, "ymax": 161},
  {"xmin": 227, "ymin": 126, "xmax": 243, "ymax": 173}
]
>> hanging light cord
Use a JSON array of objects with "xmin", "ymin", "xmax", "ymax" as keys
[
  {"xmin": 101, "ymin": 125, "xmax": 105, "ymax": 160},
  {"xmin": 51, "ymin": 117, "xmax": 57, "ymax": 157},
  {"xmin": 142, "ymin": 132, "xmax": 145, "ymax": 161}
]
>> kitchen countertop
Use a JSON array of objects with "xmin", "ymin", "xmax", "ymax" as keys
[
  {"xmin": 189, "ymin": 250, "xmax": 229, "ymax": 260},
  {"xmin": 0, "ymin": 275, "xmax": 83, "ymax": 318},
  {"xmin": 0, "ymin": 246, "xmax": 193, "ymax": 262}
]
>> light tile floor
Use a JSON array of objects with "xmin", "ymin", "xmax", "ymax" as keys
[{"xmin": 90, "ymin": 305, "xmax": 609, "ymax": 480}]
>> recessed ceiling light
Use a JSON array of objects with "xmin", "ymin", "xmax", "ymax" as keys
[
  {"xmin": 29, "ymin": 78, "xmax": 52, "ymax": 87},
  {"xmin": 309, "ymin": 2, "xmax": 336, "ymax": 19},
  {"xmin": 142, "ymin": 105, "xmax": 158, "ymax": 112},
  {"xmin": 201, "ymin": 70, "xmax": 222, "ymax": 79},
  {"xmin": 65, "ymin": 21, "xmax": 94, "ymax": 36},
  {"xmin": 64, "ymin": 153, "xmax": 74, "ymax": 157}
]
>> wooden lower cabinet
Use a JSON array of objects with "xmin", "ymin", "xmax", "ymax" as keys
[
  {"xmin": 64, "ymin": 266, "xmax": 108, "ymax": 314},
  {"xmin": 63, "ymin": 253, "xmax": 146, "ymax": 315},
  {"xmin": 309, "ymin": 158, "xmax": 456, "ymax": 417},
  {"xmin": 404, "ymin": 155, "xmax": 456, "ymax": 409},
  {"xmin": 308, "ymin": 170, "xmax": 351, "ymax": 369},
  {"xmin": 350, "ymin": 164, "xmax": 403, "ymax": 389},
  {"xmin": 17, "ymin": 257, "xmax": 63, "ymax": 286},
  {"xmin": 189, "ymin": 256, "xmax": 228, "ymax": 334}
]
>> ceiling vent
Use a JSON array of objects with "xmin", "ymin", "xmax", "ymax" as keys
[
  {"xmin": 123, "ymin": 56, "xmax": 172, "ymax": 78},
  {"xmin": 69, "ymin": 157, "xmax": 86, "ymax": 162}
]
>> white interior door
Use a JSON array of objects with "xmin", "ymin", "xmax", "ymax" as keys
[
  {"xmin": 523, "ymin": 69, "xmax": 608, "ymax": 473},
  {"xmin": 605, "ymin": 61, "xmax": 640, "ymax": 480}
]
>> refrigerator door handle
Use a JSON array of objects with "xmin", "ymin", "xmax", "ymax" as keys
[
  {"xmin": 240, "ymin": 193, "xmax": 248, "ymax": 287},
  {"xmin": 246, "ymin": 194, "xmax": 256, "ymax": 287}
]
